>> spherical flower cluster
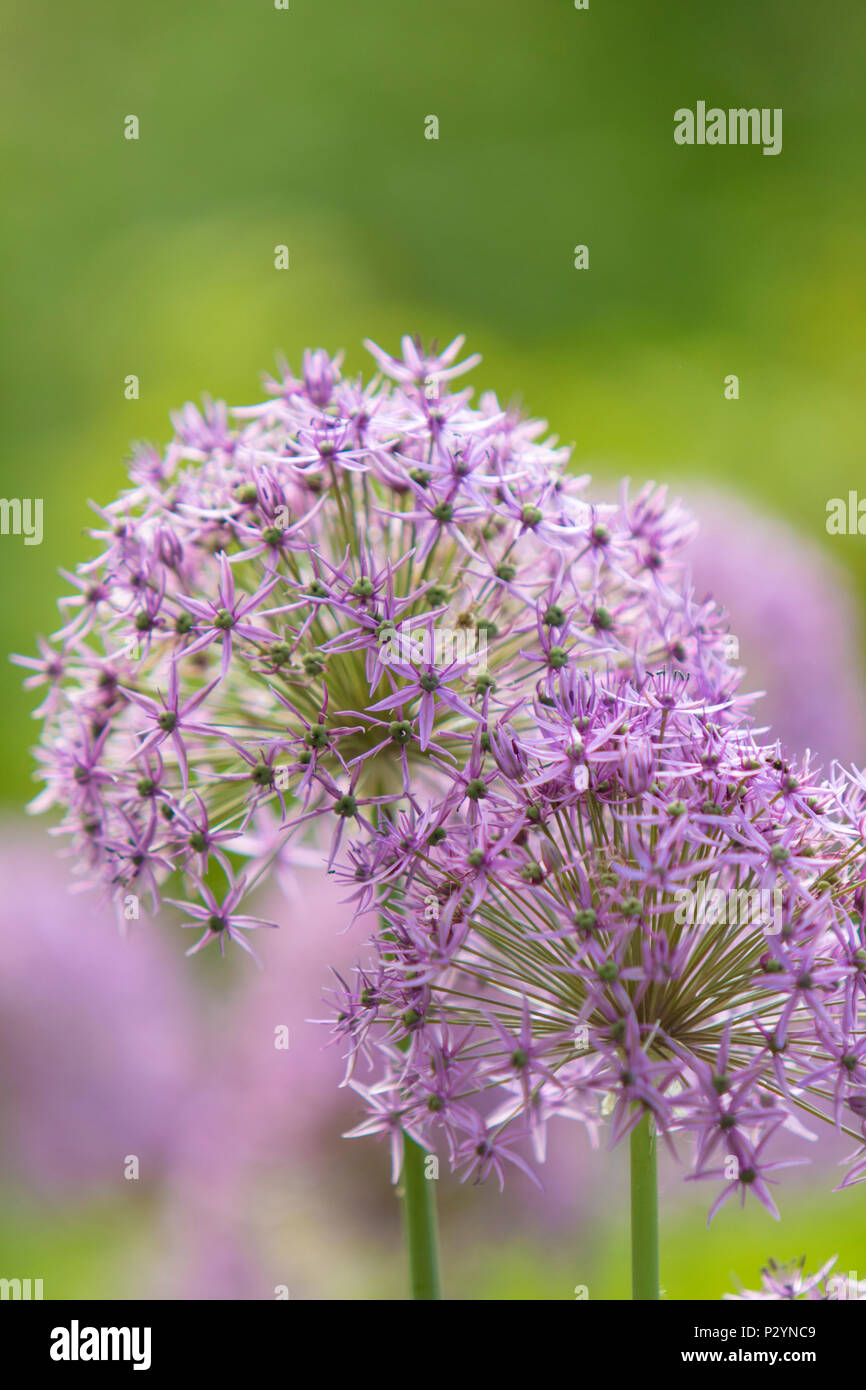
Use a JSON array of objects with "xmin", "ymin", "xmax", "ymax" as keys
[
  {"xmin": 18, "ymin": 335, "xmax": 735, "ymax": 961},
  {"xmin": 331, "ymin": 675, "xmax": 866, "ymax": 1215}
]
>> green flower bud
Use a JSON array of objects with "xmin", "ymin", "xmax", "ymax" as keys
[
  {"xmin": 543, "ymin": 605, "xmax": 565, "ymax": 627},
  {"xmin": 592, "ymin": 607, "xmax": 613, "ymax": 631}
]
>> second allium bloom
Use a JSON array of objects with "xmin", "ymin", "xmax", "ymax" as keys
[{"xmin": 335, "ymin": 677, "xmax": 866, "ymax": 1215}]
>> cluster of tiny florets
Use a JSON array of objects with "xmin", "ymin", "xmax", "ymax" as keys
[
  {"xmin": 20, "ymin": 335, "xmax": 731, "ymax": 951},
  {"xmin": 19, "ymin": 335, "xmax": 866, "ymax": 1217},
  {"xmin": 334, "ymin": 674, "xmax": 866, "ymax": 1214}
]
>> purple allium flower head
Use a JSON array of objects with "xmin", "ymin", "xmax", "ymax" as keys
[
  {"xmin": 19, "ymin": 336, "xmax": 737, "ymax": 950},
  {"xmin": 325, "ymin": 642, "xmax": 866, "ymax": 1216}
]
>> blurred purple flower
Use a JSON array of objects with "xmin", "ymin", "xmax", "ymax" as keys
[
  {"xmin": 0, "ymin": 829, "xmax": 597, "ymax": 1297},
  {"xmin": 0, "ymin": 833, "xmax": 195, "ymax": 1193},
  {"xmin": 684, "ymin": 490, "xmax": 866, "ymax": 764}
]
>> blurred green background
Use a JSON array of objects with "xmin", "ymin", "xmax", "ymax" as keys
[{"xmin": 2, "ymin": 0, "xmax": 866, "ymax": 1298}]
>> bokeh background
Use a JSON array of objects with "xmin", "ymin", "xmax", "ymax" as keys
[{"xmin": 1, "ymin": 0, "xmax": 865, "ymax": 1298}]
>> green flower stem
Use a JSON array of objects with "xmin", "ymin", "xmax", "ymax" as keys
[
  {"xmin": 384, "ymin": 870, "xmax": 443, "ymax": 1301},
  {"xmin": 399, "ymin": 1133, "xmax": 442, "ymax": 1300},
  {"xmin": 630, "ymin": 1111, "xmax": 660, "ymax": 1300},
  {"xmin": 384, "ymin": 888, "xmax": 442, "ymax": 1300}
]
